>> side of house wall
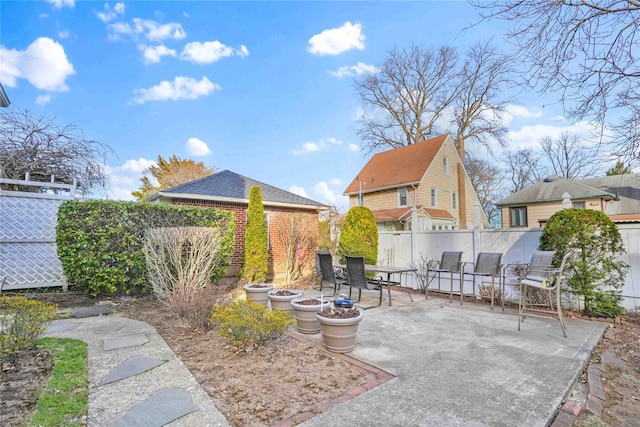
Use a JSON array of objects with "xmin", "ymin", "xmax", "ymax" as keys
[
  {"xmin": 421, "ymin": 142, "xmax": 461, "ymax": 221},
  {"xmin": 501, "ymin": 198, "xmax": 606, "ymax": 228},
  {"xmin": 378, "ymin": 225, "xmax": 640, "ymax": 311}
]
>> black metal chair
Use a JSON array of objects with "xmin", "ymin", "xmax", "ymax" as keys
[
  {"xmin": 460, "ymin": 252, "xmax": 503, "ymax": 309},
  {"xmin": 345, "ymin": 255, "xmax": 383, "ymax": 309},
  {"xmin": 426, "ymin": 251, "xmax": 463, "ymax": 300},
  {"xmin": 315, "ymin": 251, "xmax": 347, "ymax": 296},
  {"xmin": 519, "ymin": 252, "xmax": 571, "ymax": 338}
]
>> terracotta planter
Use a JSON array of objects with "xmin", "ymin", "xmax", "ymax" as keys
[
  {"xmin": 316, "ymin": 309, "xmax": 364, "ymax": 353},
  {"xmin": 290, "ymin": 297, "xmax": 331, "ymax": 334},
  {"xmin": 243, "ymin": 284, "xmax": 274, "ymax": 306},
  {"xmin": 267, "ymin": 290, "xmax": 302, "ymax": 314}
]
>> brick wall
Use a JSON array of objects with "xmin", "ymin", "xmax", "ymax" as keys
[{"xmin": 171, "ymin": 198, "xmax": 318, "ymax": 279}]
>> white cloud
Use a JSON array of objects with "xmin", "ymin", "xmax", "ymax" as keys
[
  {"xmin": 502, "ymin": 104, "xmax": 544, "ymax": 126},
  {"xmin": 0, "ymin": 37, "xmax": 75, "ymax": 91},
  {"xmin": 186, "ymin": 137, "xmax": 212, "ymax": 156},
  {"xmin": 330, "ymin": 62, "xmax": 378, "ymax": 78},
  {"xmin": 47, "ymin": 0, "xmax": 74, "ymax": 9},
  {"xmin": 96, "ymin": 2, "xmax": 125, "ymax": 23},
  {"xmin": 289, "ymin": 185, "xmax": 309, "ymax": 198},
  {"xmin": 138, "ymin": 44, "xmax": 177, "ymax": 64},
  {"xmin": 98, "ymin": 158, "xmax": 157, "ymax": 200},
  {"xmin": 308, "ymin": 21, "xmax": 365, "ymax": 56},
  {"xmin": 133, "ymin": 76, "xmax": 220, "ymax": 103},
  {"xmin": 108, "ymin": 18, "xmax": 186, "ymax": 42},
  {"xmin": 292, "ymin": 138, "xmax": 342, "ymax": 155},
  {"xmin": 58, "ymin": 30, "xmax": 70, "ymax": 39},
  {"xmin": 506, "ymin": 120, "xmax": 603, "ymax": 149},
  {"xmin": 35, "ymin": 94, "xmax": 52, "ymax": 105},
  {"xmin": 348, "ymin": 143, "xmax": 360, "ymax": 152},
  {"xmin": 180, "ymin": 41, "xmax": 249, "ymax": 64},
  {"xmin": 328, "ymin": 178, "xmax": 342, "ymax": 186}
]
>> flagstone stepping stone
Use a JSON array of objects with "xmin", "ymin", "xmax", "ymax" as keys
[
  {"xmin": 46, "ymin": 321, "xmax": 80, "ymax": 334},
  {"xmin": 101, "ymin": 356, "xmax": 167, "ymax": 384},
  {"xmin": 109, "ymin": 388, "xmax": 199, "ymax": 427},
  {"xmin": 71, "ymin": 305, "xmax": 113, "ymax": 318},
  {"xmin": 103, "ymin": 334, "xmax": 149, "ymax": 351},
  {"xmin": 93, "ymin": 323, "xmax": 126, "ymax": 335}
]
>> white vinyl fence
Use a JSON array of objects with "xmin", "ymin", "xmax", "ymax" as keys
[{"xmin": 378, "ymin": 225, "xmax": 640, "ymax": 311}]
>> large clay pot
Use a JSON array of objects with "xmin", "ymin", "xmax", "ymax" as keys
[
  {"xmin": 267, "ymin": 290, "xmax": 302, "ymax": 315},
  {"xmin": 290, "ymin": 297, "xmax": 331, "ymax": 334},
  {"xmin": 316, "ymin": 310, "xmax": 364, "ymax": 353},
  {"xmin": 243, "ymin": 284, "xmax": 274, "ymax": 306}
]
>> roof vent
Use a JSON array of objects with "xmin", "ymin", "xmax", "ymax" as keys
[{"xmin": 544, "ymin": 175, "xmax": 561, "ymax": 182}]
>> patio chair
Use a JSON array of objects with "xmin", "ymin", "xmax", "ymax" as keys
[
  {"xmin": 425, "ymin": 251, "xmax": 463, "ymax": 300},
  {"xmin": 518, "ymin": 252, "xmax": 571, "ymax": 338},
  {"xmin": 502, "ymin": 250, "xmax": 556, "ymax": 307},
  {"xmin": 345, "ymin": 255, "xmax": 384, "ymax": 309},
  {"xmin": 315, "ymin": 251, "xmax": 347, "ymax": 296},
  {"xmin": 460, "ymin": 252, "xmax": 503, "ymax": 309}
]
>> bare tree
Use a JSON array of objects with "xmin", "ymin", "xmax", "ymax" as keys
[
  {"xmin": 354, "ymin": 45, "xmax": 461, "ymax": 153},
  {"xmin": 0, "ymin": 109, "xmax": 112, "ymax": 194},
  {"xmin": 504, "ymin": 148, "xmax": 547, "ymax": 193},
  {"xmin": 465, "ymin": 154, "xmax": 505, "ymax": 226},
  {"xmin": 471, "ymin": 0, "xmax": 640, "ymax": 162},
  {"xmin": 539, "ymin": 132, "xmax": 601, "ymax": 179},
  {"xmin": 454, "ymin": 42, "xmax": 512, "ymax": 149}
]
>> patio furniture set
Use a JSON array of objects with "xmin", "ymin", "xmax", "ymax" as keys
[{"xmin": 316, "ymin": 250, "xmax": 572, "ymax": 337}]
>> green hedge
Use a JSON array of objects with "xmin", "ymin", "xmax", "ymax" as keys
[{"xmin": 56, "ymin": 200, "xmax": 235, "ymax": 296}]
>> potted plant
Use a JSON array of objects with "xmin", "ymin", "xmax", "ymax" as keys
[
  {"xmin": 290, "ymin": 296, "xmax": 331, "ymax": 334},
  {"xmin": 267, "ymin": 289, "xmax": 302, "ymax": 314},
  {"xmin": 316, "ymin": 307, "xmax": 363, "ymax": 353},
  {"xmin": 243, "ymin": 283, "xmax": 274, "ymax": 306}
]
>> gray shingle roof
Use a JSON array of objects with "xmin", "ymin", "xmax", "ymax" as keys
[
  {"xmin": 158, "ymin": 170, "xmax": 327, "ymax": 208},
  {"xmin": 579, "ymin": 173, "xmax": 640, "ymax": 216},
  {"xmin": 496, "ymin": 175, "xmax": 616, "ymax": 206}
]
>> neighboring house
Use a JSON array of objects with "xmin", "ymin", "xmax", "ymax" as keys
[
  {"xmin": 145, "ymin": 170, "xmax": 329, "ymax": 279},
  {"xmin": 343, "ymin": 134, "xmax": 489, "ymax": 231},
  {"xmin": 0, "ymin": 83, "xmax": 10, "ymax": 107},
  {"xmin": 496, "ymin": 173, "xmax": 640, "ymax": 228}
]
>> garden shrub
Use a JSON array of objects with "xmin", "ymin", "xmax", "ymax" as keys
[
  {"xmin": 539, "ymin": 208, "xmax": 628, "ymax": 317},
  {"xmin": 337, "ymin": 206, "xmax": 378, "ymax": 265},
  {"xmin": 241, "ymin": 186, "xmax": 268, "ymax": 283},
  {"xmin": 56, "ymin": 200, "xmax": 235, "ymax": 296},
  {"xmin": 0, "ymin": 295, "xmax": 58, "ymax": 359},
  {"xmin": 209, "ymin": 299, "xmax": 294, "ymax": 348}
]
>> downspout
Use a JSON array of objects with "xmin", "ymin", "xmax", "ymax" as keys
[{"xmin": 410, "ymin": 183, "xmax": 418, "ymax": 265}]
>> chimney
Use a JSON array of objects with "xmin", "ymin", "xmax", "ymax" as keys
[{"xmin": 455, "ymin": 135, "xmax": 467, "ymax": 229}]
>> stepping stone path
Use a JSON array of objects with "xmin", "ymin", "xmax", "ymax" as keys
[{"xmin": 44, "ymin": 307, "xmax": 223, "ymax": 426}]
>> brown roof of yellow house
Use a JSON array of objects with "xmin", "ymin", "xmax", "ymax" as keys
[
  {"xmin": 343, "ymin": 135, "xmax": 449, "ymax": 194},
  {"xmin": 424, "ymin": 208, "xmax": 453, "ymax": 219}
]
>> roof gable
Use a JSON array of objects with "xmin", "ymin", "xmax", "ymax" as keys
[
  {"xmin": 152, "ymin": 170, "xmax": 327, "ymax": 208},
  {"xmin": 343, "ymin": 135, "xmax": 450, "ymax": 194}
]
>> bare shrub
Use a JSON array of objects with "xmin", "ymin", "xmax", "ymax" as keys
[
  {"xmin": 274, "ymin": 213, "xmax": 316, "ymax": 283},
  {"xmin": 144, "ymin": 226, "xmax": 227, "ymax": 328}
]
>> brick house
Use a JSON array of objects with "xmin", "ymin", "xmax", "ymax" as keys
[
  {"xmin": 146, "ymin": 170, "xmax": 329, "ymax": 279},
  {"xmin": 496, "ymin": 173, "xmax": 640, "ymax": 228},
  {"xmin": 343, "ymin": 134, "xmax": 489, "ymax": 231}
]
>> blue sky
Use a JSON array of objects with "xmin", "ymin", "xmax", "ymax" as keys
[{"xmin": 1, "ymin": 1, "xmax": 615, "ymax": 212}]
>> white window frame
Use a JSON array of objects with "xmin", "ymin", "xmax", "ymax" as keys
[
  {"xmin": 443, "ymin": 156, "xmax": 450, "ymax": 176},
  {"xmin": 452, "ymin": 192, "xmax": 458, "ymax": 210},
  {"xmin": 398, "ymin": 187, "xmax": 407, "ymax": 207},
  {"xmin": 357, "ymin": 193, "xmax": 364, "ymax": 206},
  {"xmin": 431, "ymin": 188, "xmax": 437, "ymax": 207}
]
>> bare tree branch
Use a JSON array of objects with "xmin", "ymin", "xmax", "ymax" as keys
[{"xmin": 539, "ymin": 132, "xmax": 602, "ymax": 179}]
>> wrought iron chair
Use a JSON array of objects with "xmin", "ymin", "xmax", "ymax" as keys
[
  {"xmin": 518, "ymin": 252, "xmax": 571, "ymax": 338},
  {"xmin": 345, "ymin": 255, "xmax": 383, "ymax": 309},
  {"xmin": 426, "ymin": 251, "xmax": 463, "ymax": 301},
  {"xmin": 460, "ymin": 252, "xmax": 503, "ymax": 309},
  {"xmin": 315, "ymin": 251, "xmax": 347, "ymax": 296}
]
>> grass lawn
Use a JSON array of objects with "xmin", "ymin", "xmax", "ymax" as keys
[{"xmin": 26, "ymin": 337, "xmax": 88, "ymax": 427}]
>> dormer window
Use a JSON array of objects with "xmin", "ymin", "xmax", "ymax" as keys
[{"xmin": 398, "ymin": 187, "xmax": 407, "ymax": 207}]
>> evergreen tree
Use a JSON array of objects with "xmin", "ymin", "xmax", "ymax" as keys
[
  {"xmin": 338, "ymin": 206, "xmax": 378, "ymax": 265},
  {"xmin": 242, "ymin": 186, "xmax": 268, "ymax": 283}
]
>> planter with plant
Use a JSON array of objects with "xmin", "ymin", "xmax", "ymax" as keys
[
  {"xmin": 243, "ymin": 283, "xmax": 274, "ymax": 306},
  {"xmin": 316, "ymin": 307, "xmax": 363, "ymax": 353},
  {"xmin": 290, "ymin": 297, "xmax": 331, "ymax": 334},
  {"xmin": 267, "ymin": 289, "xmax": 302, "ymax": 314}
]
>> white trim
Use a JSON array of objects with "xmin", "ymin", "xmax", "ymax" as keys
[{"xmin": 152, "ymin": 192, "xmax": 326, "ymax": 211}]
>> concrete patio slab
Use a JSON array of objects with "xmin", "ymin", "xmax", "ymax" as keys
[{"xmin": 299, "ymin": 294, "xmax": 606, "ymax": 427}]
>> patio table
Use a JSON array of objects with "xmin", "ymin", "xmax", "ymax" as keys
[{"xmin": 335, "ymin": 264, "xmax": 416, "ymax": 307}]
